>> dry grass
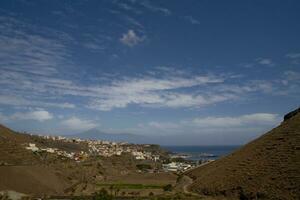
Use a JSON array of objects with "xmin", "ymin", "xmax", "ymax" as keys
[{"xmin": 186, "ymin": 112, "xmax": 300, "ymax": 200}]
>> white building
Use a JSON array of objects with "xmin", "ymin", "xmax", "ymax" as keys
[{"xmin": 25, "ymin": 143, "xmax": 39, "ymax": 152}]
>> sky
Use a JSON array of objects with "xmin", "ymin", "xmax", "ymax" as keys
[{"xmin": 0, "ymin": 0, "xmax": 299, "ymax": 145}]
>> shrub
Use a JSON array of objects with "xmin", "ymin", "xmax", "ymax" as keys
[
  {"xmin": 136, "ymin": 164, "xmax": 152, "ymax": 171},
  {"xmin": 163, "ymin": 184, "xmax": 173, "ymax": 192},
  {"xmin": 149, "ymin": 192, "xmax": 154, "ymax": 196}
]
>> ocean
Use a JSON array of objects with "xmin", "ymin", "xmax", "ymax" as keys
[{"xmin": 163, "ymin": 145, "xmax": 240, "ymax": 161}]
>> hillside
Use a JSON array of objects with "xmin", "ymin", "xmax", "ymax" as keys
[
  {"xmin": 0, "ymin": 124, "xmax": 177, "ymax": 197},
  {"xmin": 0, "ymin": 125, "xmax": 70, "ymax": 195},
  {"xmin": 186, "ymin": 109, "xmax": 300, "ymax": 199},
  {"xmin": 0, "ymin": 125, "xmax": 40, "ymax": 165}
]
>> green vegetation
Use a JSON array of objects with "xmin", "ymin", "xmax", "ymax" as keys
[{"xmin": 136, "ymin": 164, "xmax": 152, "ymax": 171}]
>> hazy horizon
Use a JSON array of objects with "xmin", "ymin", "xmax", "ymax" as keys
[{"xmin": 0, "ymin": 0, "xmax": 300, "ymax": 145}]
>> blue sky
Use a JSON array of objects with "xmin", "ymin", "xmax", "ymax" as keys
[{"xmin": 0, "ymin": 0, "xmax": 299, "ymax": 145}]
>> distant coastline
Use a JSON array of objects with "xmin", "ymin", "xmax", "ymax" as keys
[{"xmin": 163, "ymin": 145, "xmax": 240, "ymax": 161}]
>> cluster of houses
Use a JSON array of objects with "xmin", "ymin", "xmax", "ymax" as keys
[
  {"xmin": 162, "ymin": 162, "xmax": 193, "ymax": 172},
  {"xmin": 25, "ymin": 135, "xmax": 161, "ymax": 162},
  {"xmin": 163, "ymin": 159, "xmax": 218, "ymax": 172},
  {"xmin": 25, "ymin": 143, "xmax": 88, "ymax": 161},
  {"xmin": 86, "ymin": 140, "xmax": 160, "ymax": 161}
]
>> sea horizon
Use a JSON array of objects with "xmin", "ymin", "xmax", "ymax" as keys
[{"xmin": 162, "ymin": 145, "xmax": 241, "ymax": 161}]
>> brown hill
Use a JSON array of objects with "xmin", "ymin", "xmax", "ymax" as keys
[
  {"xmin": 186, "ymin": 109, "xmax": 300, "ymax": 200},
  {"xmin": 0, "ymin": 124, "xmax": 177, "ymax": 196},
  {"xmin": 0, "ymin": 124, "xmax": 69, "ymax": 195},
  {"xmin": 0, "ymin": 165, "xmax": 68, "ymax": 195},
  {"xmin": 0, "ymin": 124, "xmax": 40, "ymax": 165}
]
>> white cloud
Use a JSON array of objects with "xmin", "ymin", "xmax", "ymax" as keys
[
  {"xmin": 256, "ymin": 58, "xmax": 273, "ymax": 66},
  {"xmin": 120, "ymin": 30, "xmax": 145, "ymax": 47},
  {"xmin": 87, "ymin": 74, "xmax": 226, "ymax": 111},
  {"xmin": 286, "ymin": 53, "xmax": 300, "ymax": 59},
  {"xmin": 183, "ymin": 16, "xmax": 200, "ymax": 25},
  {"xmin": 131, "ymin": 113, "xmax": 281, "ymax": 144},
  {"xmin": 0, "ymin": 59, "xmax": 290, "ymax": 111},
  {"xmin": 138, "ymin": 0, "xmax": 171, "ymax": 15},
  {"xmin": 0, "ymin": 16, "xmax": 76, "ymax": 110},
  {"xmin": 161, "ymin": 93, "xmax": 236, "ymax": 108},
  {"xmin": 123, "ymin": 16, "xmax": 143, "ymax": 28},
  {"xmin": 61, "ymin": 117, "xmax": 97, "ymax": 131},
  {"xmin": 148, "ymin": 121, "xmax": 180, "ymax": 129},
  {"xmin": 0, "ymin": 17, "xmax": 293, "ymax": 113},
  {"xmin": 138, "ymin": 113, "xmax": 280, "ymax": 135},
  {"xmin": 11, "ymin": 110, "xmax": 53, "ymax": 122},
  {"xmin": 284, "ymin": 70, "xmax": 300, "ymax": 81},
  {"xmin": 0, "ymin": 16, "xmax": 71, "ymax": 76},
  {"xmin": 192, "ymin": 113, "xmax": 279, "ymax": 128},
  {"xmin": 0, "ymin": 95, "xmax": 75, "ymax": 109}
]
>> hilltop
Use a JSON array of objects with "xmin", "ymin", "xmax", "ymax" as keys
[{"xmin": 186, "ymin": 108, "xmax": 300, "ymax": 199}]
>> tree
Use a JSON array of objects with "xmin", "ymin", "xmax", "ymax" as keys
[{"xmin": 92, "ymin": 188, "xmax": 113, "ymax": 200}]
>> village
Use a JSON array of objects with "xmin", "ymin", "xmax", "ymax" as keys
[
  {"xmin": 23, "ymin": 134, "xmax": 206, "ymax": 173},
  {"xmin": 25, "ymin": 135, "xmax": 162, "ymax": 162}
]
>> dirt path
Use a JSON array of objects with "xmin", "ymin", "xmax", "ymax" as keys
[{"xmin": 181, "ymin": 175, "xmax": 200, "ymax": 196}]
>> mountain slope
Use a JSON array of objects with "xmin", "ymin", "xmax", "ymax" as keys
[
  {"xmin": 0, "ymin": 165, "xmax": 68, "ymax": 195},
  {"xmin": 0, "ymin": 124, "xmax": 69, "ymax": 195},
  {"xmin": 186, "ymin": 109, "xmax": 300, "ymax": 199},
  {"xmin": 0, "ymin": 124, "xmax": 40, "ymax": 165}
]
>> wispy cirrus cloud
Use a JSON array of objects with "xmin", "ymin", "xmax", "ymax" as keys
[
  {"xmin": 87, "ymin": 73, "xmax": 227, "ymax": 111},
  {"xmin": 0, "ymin": 16, "xmax": 75, "ymax": 109},
  {"xmin": 0, "ymin": 16, "xmax": 72, "ymax": 75},
  {"xmin": 144, "ymin": 113, "xmax": 280, "ymax": 131},
  {"xmin": 0, "ymin": 15, "xmax": 297, "ymax": 113},
  {"xmin": 1, "ymin": 59, "xmax": 295, "ymax": 112},
  {"xmin": 139, "ymin": 0, "xmax": 171, "ymax": 15},
  {"xmin": 0, "ymin": 95, "xmax": 75, "ymax": 109},
  {"xmin": 122, "ymin": 0, "xmax": 171, "ymax": 16}
]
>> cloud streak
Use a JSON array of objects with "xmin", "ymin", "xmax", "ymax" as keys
[
  {"xmin": 183, "ymin": 16, "xmax": 200, "ymax": 25},
  {"xmin": 192, "ymin": 113, "xmax": 279, "ymax": 128}
]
